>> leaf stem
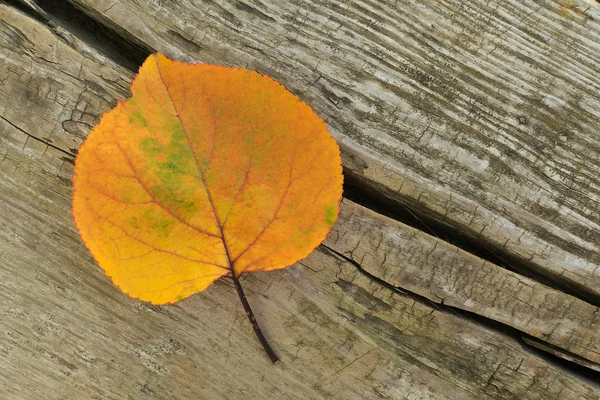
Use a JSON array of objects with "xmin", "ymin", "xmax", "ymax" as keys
[{"xmin": 232, "ymin": 276, "xmax": 279, "ymax": 364}]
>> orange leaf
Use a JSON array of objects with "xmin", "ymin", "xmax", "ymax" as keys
[{"xmin": 73, "ymin": 53, "xmax": 342, "ymax": 307}]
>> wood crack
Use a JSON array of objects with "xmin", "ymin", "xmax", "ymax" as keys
[
  {"xmin": 343, "ymin": 173, "xmax": 600, "ymax": 309},
  {"xmin": 321, "ymin": 244, "xmax": 600, "ymax": 383},
  {"xmin": 23, "ymin": 0, "xmax": 148, "ymax": 71},
  {"xmin": 0, "ymin": 114, "xmax": 75, "ymax": 159}
]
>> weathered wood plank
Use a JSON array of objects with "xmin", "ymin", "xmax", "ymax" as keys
[
  {"xmin": 326, "ymin": 199, "xmax": 600, "ymax": 368},
  {"xmin": 63, "ymin": 0, "xmax": 600, "ymax": 301},
  {"xmin": 0, "ymin": 5, "xmax": 131, "ymax": 153},
  {"xmin": 2, "ymin": 4, "xmax": 600, "ymax": 398}
]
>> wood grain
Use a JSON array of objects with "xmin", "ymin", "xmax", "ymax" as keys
[
  {"xmin": 327, "ymin": 199, "xmax": 600, "ymax": 368},
  {"xmin": 2, "ymin": 2, "xmax": 600, "ymax": 399}
]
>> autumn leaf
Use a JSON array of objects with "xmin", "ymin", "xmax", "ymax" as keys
[{"xmin": 72, "ymin": 53, "xmax": 343, "ymax": 362}]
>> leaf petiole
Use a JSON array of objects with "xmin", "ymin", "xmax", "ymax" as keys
[{"xmin": 232, "ymin": 276, "xmax": 279, "ymax": 364}]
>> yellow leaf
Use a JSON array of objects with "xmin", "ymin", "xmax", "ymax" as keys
[{"xmin": 72, "ymin": 53, "xmax": 343, "ymax": 361}]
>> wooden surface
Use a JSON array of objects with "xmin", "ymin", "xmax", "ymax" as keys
[
  {"xmin": 64, "ymin": 0, "xmax": 600, "ymax": 302},
  {"xmin": 1, "ymin": 0, "xmax": 600, "ymax": 399}
]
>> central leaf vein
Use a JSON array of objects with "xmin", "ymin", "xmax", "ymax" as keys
[{"xmin": 155, "ymin": 58, "xmax": 237, "ymax": 275}]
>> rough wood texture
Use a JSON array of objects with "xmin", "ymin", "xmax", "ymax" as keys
[
  {"xmin": 2, "ymin": 1, "xmax": 600, "ymax": 399},
  {"xmin": 324, "ymin": 200, "xmax": 600, "ymax": 370},
  {"xmin": 64, "ymin": 0, "xmax": 600, "ymax": 302},
  {"xmin": 327, "ymin": 199, "xmax": 600, "ymax": 368}
]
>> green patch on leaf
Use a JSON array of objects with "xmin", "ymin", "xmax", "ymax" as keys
[
  {"xmin": 139, "ymin": 137, "xmax": 162, "ymax": 156},
  {"xmin": 325, "ymin": 203, "xmax": 337, "ymax": 227},
  {"xmin": 129, "ymin": 216, "xmax": 139, "ymax": 229},
  {"xmin": 129, "ymin": 111, "xmax": 147, "ymax": 128}
]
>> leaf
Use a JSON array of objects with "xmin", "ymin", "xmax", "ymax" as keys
[{"xmin": 72, "ymin": 53, "xmax": 342, "ymax": 308}]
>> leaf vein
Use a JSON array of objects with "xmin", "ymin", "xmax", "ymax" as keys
[
  {"xmin": 231, "ymin": 144, "xmax": 297, "ymax": 264},
  {"xmin": 89, "ymin": 211, "xmax": 227, "ymax": 270},
  {"xmin": 155, "ymin": 58, "xmax": 236, "ymax": 274},
  {"xmin": 110, "ymin": 138, "xmax": 220, "ymax": 240}
]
